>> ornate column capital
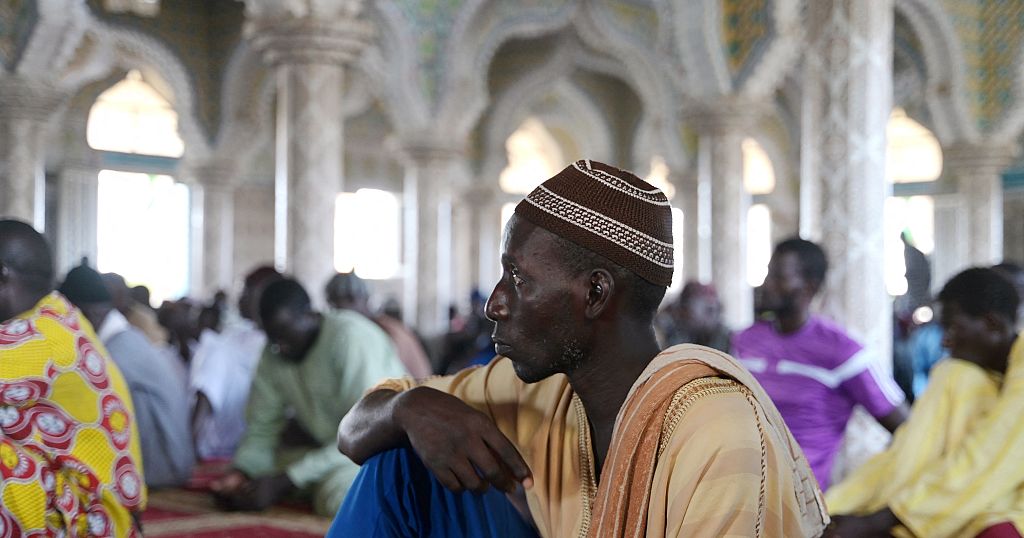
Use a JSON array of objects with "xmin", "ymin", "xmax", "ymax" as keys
[
  {"xmin": 0, "ymin": 77, "xmax": 66, "ymax": 121},
  {"xmin": 248, "ymin": 15, "xmax": 374, "ymax": 67},
  {"xmin": 942, "ymin": 142, "xmax": 1020, "ymax": 177},
  {"xmin": 61, "ymin": 147, "xmax": 101, "ymax": 175},
  {"xmin": 457, "ymin": 184, "xmax": 499, "ymax": 206},
  {"xmin": 196, "ymin": 164, "xmax": 240, "ymax": 190},
  {"xmin": 398, "ymin": 135, "xmax": 467, "ymax": 165},
  {"xmin": 681, "ymin": 99, "xmax": 767, "ymax": 135}
]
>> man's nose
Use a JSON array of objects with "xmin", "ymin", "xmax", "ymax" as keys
[{"xmin": 485, "ymin": 288, "xmax": 508, "ymax": 321}]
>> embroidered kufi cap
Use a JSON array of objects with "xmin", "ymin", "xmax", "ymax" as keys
[{"xmin": 515, "ymin": 159, "xmax": 674, "ymax": 287}]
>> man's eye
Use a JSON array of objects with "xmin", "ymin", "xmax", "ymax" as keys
[{"xmin": 511, "ymin": 269, "xmax": 524, "ymax": 286}]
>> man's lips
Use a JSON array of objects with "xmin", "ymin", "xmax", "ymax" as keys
[{"xmin": 492, "ymin": 338, "xmax": 512, "ymax": 356}]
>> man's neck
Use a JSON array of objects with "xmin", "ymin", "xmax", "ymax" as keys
[
  {"xmin": 989, "ymin": 332, "xmax": 1019, "ymax": 374},
  {"xmin": 1, "ymin": 289, "xmax": 48, "ymax": 323},
  {"xmin": 773, "ymin": 308, "xmax": 810, "ymax": 334},
  {"xmin": 568, "ymin": 322, "xmax": 661, "ymax": 478}
]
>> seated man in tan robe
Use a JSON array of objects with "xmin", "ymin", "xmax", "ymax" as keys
[{"xmin": 330, "ymin": 160, "xmax": 828, "ymax": 537}]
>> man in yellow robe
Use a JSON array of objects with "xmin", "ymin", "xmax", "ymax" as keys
[
  {"xmin": 330, "ymin": 160, "xmax": 828, "ymax": 537},
  {"xmin": 828, "ymin": 267, "xmax": 1023, "ymax": 537},
  {"xmin": 0, "ymin": 220, "xmax": 146, "ymax": 536}
]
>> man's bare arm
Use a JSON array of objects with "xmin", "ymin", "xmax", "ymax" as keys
[
  {"xmin": 337, "ymin": 386, "xmax": 533, "ymax": 493},
  {"xmin": 878, "ymin": 403, "xmax": 909, "ymax": 433},
  {"xmin": 337, "ymin": 388, "xmax": 406, "ymax": 464}
]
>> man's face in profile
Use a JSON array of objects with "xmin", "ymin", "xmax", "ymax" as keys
[{"xmin": 485, "ymin": 216, "xmax": 586, "ymax": 383}]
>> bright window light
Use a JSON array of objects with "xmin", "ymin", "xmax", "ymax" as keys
[
  {"xmin": 87, "ymin": 70, "xmax": 184, "ymax": 158},
  {"xmin": 96, "ymin": 170, "xmax": 190, "ymax": 304},
  {"xmin": 499, "ymin": 117, "xmax": 563, "ymax": 194},
  {"xmin": 885, "ymin": 196, "xmax": 935, "ymax": 296},
  {"xmin": 335, "ymin": 189, "xmax": 401, "ymax": 279},
  {"xmin": 747, "ymin": 204, "xmax": 772, "ymax": 287},
  {"xmin": 500, "ymin": 202, "xmax": 516, "ymax": 234},
  {"xmin": 645, "ymin": 156, "xmax": 676, "ymax": 199},
  {"xmin": 887, "ymin": 108, "xmax": 942, "ymax": 183},
  {"xmin": 742, "ymin": 138, "xmax": 775, "ymax": 195},
  {"xmin": 669, "ymin": 207, "xmax": 685, "ymax": 293}
]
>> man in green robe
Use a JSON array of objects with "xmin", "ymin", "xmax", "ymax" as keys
[{"xmin": 211, "ymin": 278, "xmax": 405, "ymax": 516}]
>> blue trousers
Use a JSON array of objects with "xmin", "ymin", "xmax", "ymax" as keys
[{"xmin": 327, "ymin": 447, "xmax": 541, "ymax": 538}]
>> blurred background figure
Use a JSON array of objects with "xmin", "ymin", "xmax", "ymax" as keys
[
  {"xmin": 60, "ymin": 262, "xmax": 195, "ymax": 488},
  {"xmin": 211, "ymin": 278, "xmax": 405, "ymax": 516},
  {"xmin": 994, "ymin": 262, "xmax": 1024, "ymax": 331},
  {"xmin": 190, "ymin": 266, "xmax": 282, "ymax": 461},
  {"xmin": 326, "ymin": 271, "xmax": 432, "ymax": 379},
  {"xmin": 130, "ymin": 284, "xmax": 153, "ymax": 309},
  {"xmin": 657, "ymin": 280, "xmax": 731, "ymax": 352},
  {"xmin": 436, "ymin": 290, "xmax": 496, "ymax": 374},
  {"xmin": 158, "ymin": 297, "xmax": 201, "ymax": 363},
  {"xmin": 104, "ymin": 271, "xmax": 168, "ymax": 345},
  {"xmin": 733, "ymin": 237, "xmax": 909, "ymax": 490}
]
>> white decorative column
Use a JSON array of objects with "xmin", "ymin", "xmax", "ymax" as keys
[
  {"xmin": 0, "ymin": 78, "xmax": 63, "ymax": 229},
  {"xmin": 931, "ymin": 193, "xmax": 967, "ymax": 294},
  {"xmin": 57, "ymin": 149, "xmax": 100, "ymax": 273},
  {"xmin": 802, "ymin": 0, "xmax": 896, "ymax": 481},
  {"xmin": 454, "ymin": 185, "xmax": 496, "ymax": 308},
  {"xmin": 671, "ymin": 167, "xmax": 704, "ymax": 284},
  {"xmin": 249, "ymin": 14, "xmax": 372, "ymax": 294},
  {"xmin": 475, "ymin": 189, "xmax": 504, "ymax": 297},
  {"xmin": 400, "ymin": 140, "xmax": 468, "ymax": 336},
  {"xmin": 194, "ymin": 166, "xmax": 237, "ymax": 298},
  {"xmin": 802, "ymin": 0, "xmax": 894, "ymax": 358},
  {"xmin": 943, "ymin": 143, "xmax": 1017, "ymax": 266},
  {"xmin": 686, "ymin": 107, "xmax": 756, "ymax": 329}
]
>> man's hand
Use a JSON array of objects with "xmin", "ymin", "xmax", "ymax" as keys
[
  {"xmin": 210, "ymin": 470, "xmax": 294, "ymax": 511},
  {"xmin": 210, "ymin": 470, "xmax": 247, "ymax": 494},
  {"xmin": 826, "ymin": 508, "xmax": 899, "ymax": 537},
  {"xmin": 394, "ymin": 386, "xmax": 533, "ymax": 494}
]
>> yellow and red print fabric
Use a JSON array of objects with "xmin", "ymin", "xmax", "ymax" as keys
[{"xmin": 0, "ymin": 293, "xmax": 146, "ymax": 537}]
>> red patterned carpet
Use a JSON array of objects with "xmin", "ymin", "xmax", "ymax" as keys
[{"xmin": 140, "ymin": 461, "xmax": 332, "ymax": 537}]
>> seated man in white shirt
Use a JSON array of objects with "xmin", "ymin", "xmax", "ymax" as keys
[{"xmin": 189, "ymin": 266, "xmax": 282, "ymax": 460}]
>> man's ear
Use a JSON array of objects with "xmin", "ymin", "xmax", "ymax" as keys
[
  {"xmin": 585, "ymin": 269, "xmax": 614, "ymax": 319},
  {"xmin": 982, "ymin": 311, "xmax": 1010, "ymax": 335},
  {"xmin": 0, "ymin": 261, "xmax": 10, "ymax": 284},
  {"xmin": 804, "ymin": 279, "xmax": 823, "ymax": 300}
]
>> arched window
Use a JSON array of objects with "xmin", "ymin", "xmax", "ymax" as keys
[
  {"xmin": 499, "ymin": 118, "xmax": 563, "ymax": 195},
  {"xmin": 335, "ymin": 189, "xmax": 401, "ymax": 279},
  {"xmin": 499, "ymin": 117, "xmax": 565, "ymax": 231},
  {"xmin": 743, "ymin": 138, "xmax": 774, "ymax": 287},
  {"xmin": 89, "ymin": 70, "xmax": 189, "ymax": 305},
  {"xmin": 88, "ymin": 70, "xmax": 184, "ymax": 158},
  {"xmin": 643, "ymin": 156, "xmax": 684, "ymax": 292}
]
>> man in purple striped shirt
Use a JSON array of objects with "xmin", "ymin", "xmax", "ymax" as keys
[{"xmin": 733, "ymin": 238, "xmax": 909, "ymax": 490}]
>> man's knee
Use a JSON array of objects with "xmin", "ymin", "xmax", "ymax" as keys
[{"xmin": 313, "ymin": 459, "xmax": 363, "ymax": 516}]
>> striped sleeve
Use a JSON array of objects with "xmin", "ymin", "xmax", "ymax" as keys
[{"xmin": 837, "ymin": 349, "xmax": 906, "ymax": 417}]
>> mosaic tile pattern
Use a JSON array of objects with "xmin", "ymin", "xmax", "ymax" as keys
[
  {"xmin": 722, "ymin": 0, "xmax": 771, "ymax": 85},
  {"xmin": 943, "ymin": 0, "xmax": 1024, "ymax": 132}
]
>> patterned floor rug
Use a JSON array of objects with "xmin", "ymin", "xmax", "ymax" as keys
[{"xmin": 139, "ymin": 461, "xmax": 332, "ymax": 537}]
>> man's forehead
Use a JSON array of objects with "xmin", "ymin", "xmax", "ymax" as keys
[{"xmin": 502, "ymin": 216, "xmax": 554, "ymax": 258}]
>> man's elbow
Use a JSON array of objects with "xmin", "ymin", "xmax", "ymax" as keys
[{"xmin": 336, "ymin": 415, "xmax": 365, "ymax": 464}]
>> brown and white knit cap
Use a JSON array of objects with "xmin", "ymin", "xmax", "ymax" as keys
[{"xmin": 515, "ymin": 159, "xmax": 674, "ymax": 287}]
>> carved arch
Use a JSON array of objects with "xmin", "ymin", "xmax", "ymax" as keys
[
  {"xmin": 893, "ymin": 0, "xmax": 977, "ymax": 144},
  {"xmin": 480, "ymin": 66, "xmax": 614, "ymax": 189},
  {"xmin": 84, "ymin": 19, "xmax": 212, "ymax": 161},
  {"xmin": 661, "ymin": 0, "xmax": 802, "ymax": 101}
]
